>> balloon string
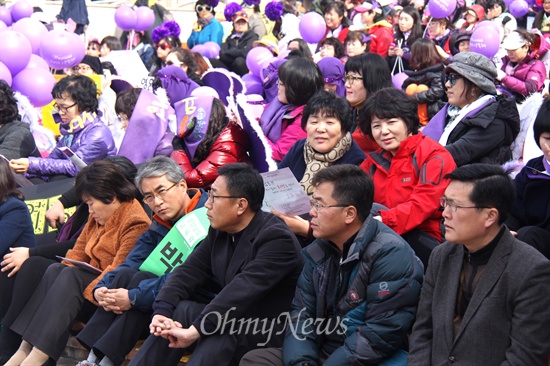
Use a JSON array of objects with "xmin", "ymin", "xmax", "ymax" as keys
[
  {"xmin": 423, "ymin": 16, "xmax": 432, "ymax": 38},
  {"xmin": 127, "ymin": 30, "xmax": 135, "ymax": 50}
]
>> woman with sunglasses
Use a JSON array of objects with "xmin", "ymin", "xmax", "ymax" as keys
[
  {"xmin": 165, "ymin": 47, "xmax": 204, "ymax": 86},
  {"xmin": 9, "ymin": 76, "xmax": 117, "ymax": 183},
  {"xmin": 149, "ymin": 20, "xmax": 182, "ymax": 76},
  {"xmin": 423, "ymin": 52, "xmax": 520, "ymax": 167},
  {"xmin": 187, "ymin": 0, "xmax": 223, "ymax": 49}
]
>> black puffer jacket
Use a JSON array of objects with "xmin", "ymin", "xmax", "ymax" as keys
[
  {"xmin": 219, "ymin": 30, "xmax": 258, "ymax": 66},
  {"xmin": 402, "ymin": 64, "xmax": 446, "ymax": 120}
]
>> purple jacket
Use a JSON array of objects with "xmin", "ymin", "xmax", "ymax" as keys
[{"xmin": 28, "ymin": 117, "xmax": 116, "ymax": 179}]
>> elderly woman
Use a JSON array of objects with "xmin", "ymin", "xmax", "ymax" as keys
[
  {"xmin": 4, "ymin": 160, "xmax": 150, "ymax": 366},
  {"xmin": 187, "ymin": 0, "xmax": 223, "ymax": 48},
  {"xmin": 423, "ymin": 52, "xmax": 520, "ymax": 167},
  {"xmin": 9, "ymin": 76, "xmax": 117, "ymax": 183},
  {"xmin": 497, "ymin": 29, "xmax": 548, "ymax": 102},
  {"xmin": 360, "ymin": 88, "xmax": 456, "ymax": 267}
]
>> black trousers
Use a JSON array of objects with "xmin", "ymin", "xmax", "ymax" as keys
[
  {"xmin": 76, "ymin": 268, "xmax": 157, "ymax": 366},
  {"xmin": 10, "ymin": 263, "xmax": 97, "ymax": 360}
]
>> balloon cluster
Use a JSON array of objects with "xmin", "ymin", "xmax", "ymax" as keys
[
  {"xmin": 0, "ymin": 1, "xmax": 86, "ymax": 107},
  {"xmin": 114, "ymin": 6, "xmax": 155, "ymax": 32}
]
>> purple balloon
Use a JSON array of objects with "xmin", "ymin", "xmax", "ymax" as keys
[
  {"xmin": 392, "ymin": 72, "xmax": 408, "ymax": 89},
  {"xmin": 10, "ymin": 0, "xmax": 33, "ymax": 22},
  {"xmin": 246, "ymin": 47, "xmax": 273, "ymax": 78},
  {"xmin": 299, "ymin": 12, "xmax": 326, "ymax": 44},
  {"xmin": 470, "ymin": 26, "xmax": 500, "ymax": 59},
  {"xmin": 0, "ymin": 6, "xmax": 11, "ymax": 26},
  {"xmin": 115, "ymin": 6, "xmax": 137, "ymax": 31},
  {"xmin": 12, "ymin": 17, "xmax": 48, "ymax": 54},
  {"xmin": 203, "ymin": 41, "xmax": 221, "ymax": 58},
  {"xmin": 509, "ymin": 0, "xmax": 529, "ymax": 17},
  {"xmin": 191, "ymin": 44, "xmax": 208, "ymax": 57},
  {"xmin": 134, "ymin": 6, "xmax": 155, "ymax": 32},
  {"xmin": 26, "ymin": 53, "xmax": 50, "ymax": 70},
  {"xmin": 242, "ymin": 73, "xmax": 263, "ymax": 95},
  {"xmin": 428, "ymin": 0, "xmax": 458, "ymax": 18},
  {"xmin": 475, "ymin": 20, "xmax": 502, "ymax": 40},
  {"xmin": 0, "ymin": 30, "xmax": 31, "ymax": 75},
  {"xmin": 0, "ymin": 61, "xmax": 12, "ymax": 86},
  {"xmin": 278, "ymin": 49, "xmax": 291, "ymax": 59},
  {"xmin": 12, "ymin": 67, "xmax": 56, "ymax": 107},
  {"xmin": 40, "ymin": 30, "xmax": 85, "ymax": 70},
  {"xmin": 0, "ymin": 20, "xmax": 6, "ymax": 31}
]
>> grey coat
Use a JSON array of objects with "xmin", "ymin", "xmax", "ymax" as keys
[{"xmin": 408, "ymin": 230, "xmax": 550, "ymax": 366}]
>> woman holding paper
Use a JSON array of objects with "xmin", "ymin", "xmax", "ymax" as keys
[
  {"xmin": 4, "ymin": 160, "xmax": 150, "ymax": 366},
  {"xmin": 9, "ymin": 75, "xmax": 117, "ymax": 183}
]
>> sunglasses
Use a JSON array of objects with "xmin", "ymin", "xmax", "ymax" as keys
[
  {"xmin": 157, "ymin": 43, "xmax": 171, "ymax": 50},
  {"xmin": 445, "ymin": 73, "xmax": 462, "ymax": 87},
  {"xmin": 166, "ymin": 61, "xmax": 183, "ymax": 66},
  {"xmin": 195, "ymin": 5, "xmax": 213, "ymax": 12}
]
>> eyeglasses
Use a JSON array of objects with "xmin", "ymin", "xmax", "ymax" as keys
[
  {"xmin": 73, "ymin": 65, "xmax": 92, "ymax": 73},
  {"xmin": 206, "ymin": 190, "xmax": 240, "ymax": 203},
  {"xmin": 309, "ymin": 199, "xmax": 348, "ymax": 213},
  {"xmin": 344, "ymin": 74, "xmax": 363, "ymax": 85},
  {"xmin": 157, "ymin": 43, "xmax": 171, "ymax": 51},
  {"xmin": 445, "ymin": 73, "xmax": 462, "ymax": 87},
  {"xmin": 143, "ymin": 182, "xmax": 178, "ymax": 204},
  {"xmin": 439, "ymin": 197, "xmax": 489, "ymax": 213},
  {"xmin": 195, "ymin": 4, "xmax": 213, "ymax": 12},
  {"xmin": 53, "ymin": 102, "xmax": 78, "ymax": 114}
]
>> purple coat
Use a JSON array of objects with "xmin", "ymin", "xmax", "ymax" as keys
[{"xmin": 28, "ymin": 117, "xmax": 116, "ymax": 179}]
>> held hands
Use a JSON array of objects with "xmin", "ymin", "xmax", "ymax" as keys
[
  {"xmin": 150, "ymin": 314, "xmax": 178, "ymax": 337},
  {"xmin": 95, "ymin": 287, "xmax": 131, "ymax": 314},
  {"xmin": 1, "ymin": 247, "xmax": 30, "ymax": 277},
  {"xmin": 9, "ymin": 158, "xmax": 29, "ymax": 174},
  {"xmin": 46, "ymin": 200, "xmax": 66, "ymax": 228}
]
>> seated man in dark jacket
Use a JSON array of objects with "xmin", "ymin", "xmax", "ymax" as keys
[
  {"xmin": 128, "ymin": 163, "xmax": 304, "ymax": 366},
  {"xmin": 75, "ymin": 156, "xmax": 208, "ymax": 366},
  {"xmin": 241, "ymin": 164, "xmax": 424, "ymax": 365},
  {"xmin": 218, "ymin": 11, "xmax": 259, "ymax": 76}
]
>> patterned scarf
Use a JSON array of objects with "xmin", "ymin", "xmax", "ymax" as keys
[{"xmin": 300, "ymin": 132, "xmax": 353, "ymax": 195}]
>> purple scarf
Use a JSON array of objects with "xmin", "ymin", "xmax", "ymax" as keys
[
  {"xmin": 155, "ymin": 66, "xmax": 200, "ymax": 107},
  {"xmin": 543, "ymin": 156, "xmax": 550, "ymax": 174},
  {"xmin": 260, "ymin": 99, "xmax": 295, "ymax": 142},
  {"xmin": 261, "ymin": 58, "xmax": 286, "ymax": 104},
  {"xmin": 174, "ymin": 96, "xmax": 213, "ymax": 159}
]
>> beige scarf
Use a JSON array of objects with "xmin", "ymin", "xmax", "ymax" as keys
[{"xmin": 300, "ymin": 132, "xmax": 353, "ymax": 196}]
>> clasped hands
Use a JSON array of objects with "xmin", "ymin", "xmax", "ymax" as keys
[
  {"xmin": 94, "ymin": 287, "xmax": 132, "ymax": 314},
  {"xmin": 150, "ymin": 314, "xmax": 200, "ymax": 349}
]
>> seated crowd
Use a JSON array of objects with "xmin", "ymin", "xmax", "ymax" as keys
[{"xmin": 1, "ymin": 0, "xmax": 550, "ymax": 364}]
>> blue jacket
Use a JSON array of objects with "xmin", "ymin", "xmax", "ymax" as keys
[
  {"xmin": 0, "ymin": 196, "xmax": 36, "ymax": 257},
  {"xmin": 283, "ymin": 216, "xmax": 424, "ymax": 366},
  {"xmin": 95, "ymin": 188, "xmax": 207, "ymax": 312},
  {"xmin": 187, "ymin": 18, "xmax": 224, "ymax": 48}
]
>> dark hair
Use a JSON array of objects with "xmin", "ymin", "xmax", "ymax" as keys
[
  {"xmin": 115, "ymin": 88, "xmax": 141, "ymax": 117},
  {"xmin": 319, "ymin": 37, "xmax": 345, "ymax": 59},
  {"xmin": 51, "ymin": 75, "xmax": 99, "ymax": 113},
  {"xmin": 193, "ymin": 98, "xmax": 229, "ymax": 164},
  {"xmin": 101, "ymin": 61, "xmax": 118, "ymax": 75},
  {"xmin": 312, "ymin": 164, "xmax": 374, "ymax": 222},
  {"xmin": 360, "ymin": 88, "xmax": 419, "ymax": 138},
  {"xmin": 288, "ymin": 38, "xmax": 313, "ymax": 60},
  {"xmin": 88, "ymin": 40, "xmax": 100, "ymax": 50},
  {"xmin": 135, "ymin": 156, "xmax": 185, "ymax": 193},
  {"xmin": 346, "ymin": 30, "xmax": 369, "ymax": 46},
  {"xmin": 160, "ymin": 35, "xmax": 182, "ymax": 49},
  {"xmin": 75, "ymin": 160, "xmax": 138, "ymax": 204},
  {"xmin": 105, "ymin": 155, "xmax": 139, "ymax": 185},
  {"xmin": 0, "ymin": 159, "xmax": 24, "ymax": 203},
  {"xmin": 345, "ymin": 53, "xmax": 392, "ymax": 95},
  {"xmin": 371, "ymin": 6, "xmax": 390, "ymax": 23},
  {"xmin": 302, "ymin": 90, "xmax": 354, "ymax": 134},
  {"xmin": 533, "ymin": 97, "xmax": 550, "ymax": 148},
  {"xmin": 395, "ymin": 6, "xmax": 423, "ymax": 47},
  {"xmin": 324, "ymin": 1, "xmax": 351, "ymax": 29},
  {"xmin": 217, "ymin": 163, "xmax": 264, "ymax": 212},
  {"xmin": 450, "ymin": 75, "xmax": 481, "ymax": 105},
  {"xmin": 168, "ymin": 47, "xmax": 200, "ymax": 76},
  {"xmin": 278, "ymin": 58, "xmax": 324, "ymax": 105},
  {"xmin": 100, "ymin": 36, "xmax": 123, "ymax": 51},
  {"xmin": 445, "ymin": 164, "xmax": 515, "ymax": 224},
  {"xmin": 484, "ymin": 0, "xmax": 504, "ymax": 11},
  {"xmin": 410, "ymin": 38, "xmax": 444, "ymax": 70},
  {"xmin": 513, "ymin": 28, "xmax": 536, "ymax": 45},
  {"xmin": 0, "ymin": 80, "xmax": 20, "ymax": 125}
]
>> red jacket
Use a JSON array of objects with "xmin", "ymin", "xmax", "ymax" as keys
[
  {"xmin": 171, "ymin": 122, "xmax": 251, "ymax": 189},
  {"xmin": 360, "ymin": 133, "xmax": 456, "ymax": 241},
  {"xmin": 367, "ymin": 21, "xmax": 394, "ymax": 58}
]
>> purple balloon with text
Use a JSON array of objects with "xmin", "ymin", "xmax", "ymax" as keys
[
  {"xmin": 470, "ymin": 26, "xmax": 500, "ymax": 59},
  {"xmin": 246, "ymin": 47, "xmax": 273, "ymax": 78},
  {"xmin": 40, "ymin": 30, "xmax": 85, "ymax": 70}
]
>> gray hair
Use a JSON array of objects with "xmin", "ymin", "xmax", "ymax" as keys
[{"xmin": 135, "ymin": 156, "xmax": 185, "ymax": 194}]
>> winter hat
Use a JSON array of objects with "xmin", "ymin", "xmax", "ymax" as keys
[
  {"xmin": 502, "ymin": 30, "xmax": 529, "ymax": 50},
  {"xmin": 445, "ymin": 52, "xmax": 497, "ymax": 95},
  {"xmin": 80, "ymin": 55, "xmax": 103, "ymax": 75},
  {"xmin": 465, "ymin": 4, "xmax": 485, "ymax": 21},
  {"xmin": 317, "ymin": 57, "xmax": 345, "ymax": 97}
]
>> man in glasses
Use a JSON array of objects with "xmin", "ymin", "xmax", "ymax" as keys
[
  {"xmin": 241, "ymin": 164, "xmax": 423, "ymax": 365},
  {"xmin": 129, "ymin": 163, "xmax": 303, "ymax": 366},
  {"xmin": 409, "ymin": 164, "xmax": 550, "ymax": 365}
]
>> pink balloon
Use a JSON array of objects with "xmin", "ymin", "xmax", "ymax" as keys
[
  {"xmin": 509, "ymin": 0, "xmax": 529, "ymax": 17},
  {"xmin": 470, "ymin": 26, "xmax": 500, "ymax": 59},
  {"xmin": 40, "ymin": 30, "xmax": 85, "ymax": 70},
  {"xmin": 0, "ymin": 61, "xmax": 12, "ymax": 86},
  {"xmin": 12, "ymin": 67, "xmax": 56, "ymax": 107},
  {"xmin": 428, "ymin": 0, "xmax": 457, "ymax": 18},
  {"xmin": 134, "ymin": 6, "xmax": 155, "ymax": 32},
  {"xmin": 0, "ymin": 30, "xmax": 31, "ymax": 75},
  {"xmin": 12, "ymin": 17, "xmax": 48, "ymax": 54},
  {"xmin": 10, "ymin": 0, "xmax": 33, "ymax": 22},
  {"xmin": 0, "ymin": 6, "xmax": 11, "ymax": 26},
  {"xmin": 115, "ymin": 6, "xmax": 137, "ymax": 31},
  {"xmin": 246, "ymin": 47, "xmax": 273, "ymax": 78},
  {"xmin": 190, "ymin": 86, "xmax": 220, "ymax": 98},
  {"xmin": 392, "ymin": 72, "xmax": 408, "ymax": 89},
  {"xmin": 299, "ymin": 12, "xmax": 326, "ymax": 44},
  {"xmin": 26, "ymin": 53, "xmax": 50, "ymax": 70}
]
